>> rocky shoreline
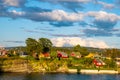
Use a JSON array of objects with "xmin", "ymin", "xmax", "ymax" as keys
[
  {"xmin": 0, "ymin": 59, "xmax": 119, "ymax": 74},
  {"xmin": 1, "ymin": 66, "xmax": 119, "ymax": 74}
]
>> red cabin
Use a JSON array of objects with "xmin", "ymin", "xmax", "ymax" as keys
[
  {"xmin": 70, "ymin": 52, "xmax": 81, "ymax": 58},
  {"xmin": 57, "ymin": 51, "xmax": 68, "ymax": 58},
  {"xmin": 93, "ymin": 59, "xmax": 105, "ymax": 66}
]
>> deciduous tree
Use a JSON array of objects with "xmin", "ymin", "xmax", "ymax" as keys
[
  {"xmin": 73, "ymin": 44, "xmax": 89, "ymax": 57},
  {"xmin": 38, "ymin": 38, "xmax": 53, "ymax": 53},
  {"xmin": 26, "ymin": 38, "xmax": 41, "ymax": 55}
]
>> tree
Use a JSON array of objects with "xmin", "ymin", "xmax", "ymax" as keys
[
  {"xmin": 73, "ymin": 44, "xmax": 89, "ymax": 57},
  {"xmin": 74, "ymin": 44, "xmax": 81, "ymax": 52},
  {"xmin": 111, "ymin": 48, "xmax": 119, "ymax": 60},
  {"xmin": 25, "ymin": 38, "xmax": 41, "ymax": 55},
  {"xmin": 38, "ymin": 38, "xmax": 53, "ymax": 53},
  {"xmin": 80, "ymin": 47, "xmax": 89, "ymax": 57},
  {"xmin": 104, "ymin": 48, "xmax": 120, "ymax": 69},
  {"xmin": 104, "ymin": 48, "xmax": 119, "ymax": 60},
  {"xmin": 25, "ymin": 37, "xmax": 53, "ymax": 56}
]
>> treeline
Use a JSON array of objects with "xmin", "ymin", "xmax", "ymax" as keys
[{"xmin": 7, "ymin": 37, "xmax": 120, "ymax": 59}]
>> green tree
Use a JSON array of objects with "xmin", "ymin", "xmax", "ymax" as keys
[
  {"xmin": 73, "ymin": 44, "xmax": 89, "ymax": 57},
  {"xmin": 111, "ymin": 49, "xmax": 119, "ymax": 60},
  {"xmin": 38, "ymin": 38, "xmax": 53, "ymax": 53},
  {"xmin": 80, "ymin": 47, "xmax": 89, "ymax": 57},
  {"xmin": 105, "ymin": 48, "xmax": 119, "ymax": 60},
  {"xmin": 104, "ymin": 48, "xmax": 120, "ymax": 69},
  {"xmin": 26, "ymin": 38, "xmax": 41, "ymax": 55},
  {"xmin": 74, "ymin": 44, "xmax": 81, "ymax": 52}
]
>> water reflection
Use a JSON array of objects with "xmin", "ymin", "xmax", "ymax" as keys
[
  {"xmin": 0, "ymin": 73, "xmax": 25, "ymax": 80},
  {"xmin": 0, "ymin": 73, "xmax": 120, "ymax": 80}
]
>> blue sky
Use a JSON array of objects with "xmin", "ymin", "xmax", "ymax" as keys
[{"xmin": 0, "ymin": 0, "xmax": 120, "ymax": 48}]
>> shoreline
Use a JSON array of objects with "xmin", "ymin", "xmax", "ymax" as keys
[
  {"xmin": 80, "ymin": 69, "xmax": 119, "ymax": 74},
  {"xmin": 1, "ymin": 69, "xmax": 119, "ymax": 74},
  {"xmin": 0, "ymin": 59, "xmax": 119, "ymax": 74},
  {"xmin": 68, "ymin": 69, "xmax": 119, "ymax": 74}
]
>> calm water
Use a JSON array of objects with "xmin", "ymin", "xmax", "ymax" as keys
[{"xmin": 0, "ymin": 73, "xmax": 120, "ymax": 80}]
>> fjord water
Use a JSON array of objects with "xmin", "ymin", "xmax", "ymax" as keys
[{"xmin": 0, "ymin": 73, "xmax": 120, "ymax": 80}]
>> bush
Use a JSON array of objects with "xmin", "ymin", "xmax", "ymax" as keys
[
  {"xmin": 26, "ymin": 56, "xmax": 36, "ymax": 61},
  {"xmin": 104, "ymin": 59, "xmax": 116, "ymax": 69}
]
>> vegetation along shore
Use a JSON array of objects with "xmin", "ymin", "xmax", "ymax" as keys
[{"xmin": 0, "ymin": 37, "xmax": 120, "ymax": 74}]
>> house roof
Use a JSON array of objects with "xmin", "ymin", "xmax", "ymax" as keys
[{"xmin": 85, "ymin": 53, "xmax": 95, "ymax": 58}]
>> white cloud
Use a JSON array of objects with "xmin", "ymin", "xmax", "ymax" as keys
[
  {"xmin": 2, "ymin": 0, "xmax": 26, "ymax": 7},
  {"xmin": 51, "ymin": 37, "xmax": 109, "ymax": 48},
  {"xmin": 39, "ymin": 10, "xmax": 84, "ymax": 22},
  {"xmin": 3, "ymin": 9, "xmax": 84, "ymax": 22},
  {"xmin": 87, "ymin": 11, "xmax": 120, "ymax": 22},
  {"xmin": 10, "ymin": 10, "xmax": 25, "ymax": 16},
  {"xmin": 95, "ymin": 1, "xmax": 115, "ymax": 9},
  {"xmin": 8, "ymin": 10, "xmax": 120, "ymax": 24}
]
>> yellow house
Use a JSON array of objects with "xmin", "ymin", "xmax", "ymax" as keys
[{"xmin": 85, "ymin": 53, "xmax": 95, "ymax": 58}]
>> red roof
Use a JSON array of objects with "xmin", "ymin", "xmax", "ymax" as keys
[{"xmin": 43, "ymin": 53, "xmax": 50, "ymax": 57}]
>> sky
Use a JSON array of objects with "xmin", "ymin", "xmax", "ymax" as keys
[{"xmin": 0, "ymin": 0, "xmax": 120, "ymax": 49}]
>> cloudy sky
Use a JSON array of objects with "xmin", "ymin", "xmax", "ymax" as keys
[{"xmin": 0, "ymin": 0, "xmax": 120, "ymax": 48}]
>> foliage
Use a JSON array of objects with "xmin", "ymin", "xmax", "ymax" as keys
[
  {"xmin": 103, "ymin": 59, "xmax": 116, "ymax": 70},
  {"xmin": 74, "ymin": 44, "xmax": 81, "ymax": 52},
  {"xmin": 67, "ymin": 57, "xmax": 93, "ymax": 69},
  {"xmin": 39, "ymin": 38, "xmax": 53, "ymax": 53},
  {"xmin": 25, "ymin": 37, "xmax": 53, "ymax": 55},
  {"xmin": 73, "ymin": 44, "xmax": 89, "ymax": 57},
  {"xmin": 26, "ymin": 38, "xmax": 41, "ymax": 55},
  {"xmin": 104, "ymin": 48, "xmax": 120, "ymax": 60},
  {"xmin": 38, "ymin": 38, "xmax": 52, "ymax": 48},
  {"xmin": 50, "ymin": 51, "xmax": 57, "ymax": 59}
]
